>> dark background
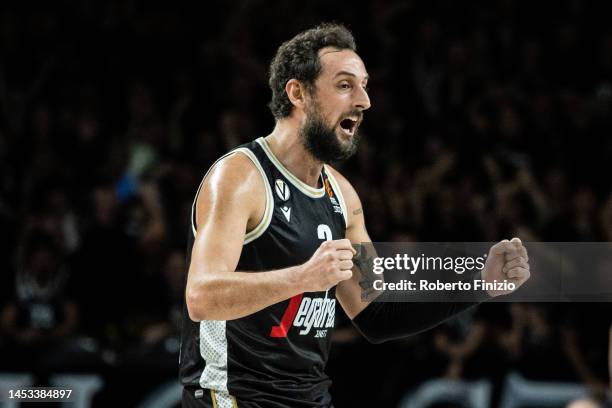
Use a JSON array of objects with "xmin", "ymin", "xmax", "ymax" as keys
[{"xmin": 0, "ymin": 0, "xmax": 611, "ymax": 407}]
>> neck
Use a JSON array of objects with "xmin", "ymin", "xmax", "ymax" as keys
[{"xmin": 265, "ymin": 119, "xmax": 324, "ymax": 188}]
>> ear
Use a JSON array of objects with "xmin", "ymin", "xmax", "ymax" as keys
[{"xmin": 285, "ymin": 79, "xmax": 307, "ymax": 111}]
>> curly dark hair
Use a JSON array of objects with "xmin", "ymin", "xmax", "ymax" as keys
[{"xmin": 268, "ymin": 23, "xmax": 356, "ymax": 119}]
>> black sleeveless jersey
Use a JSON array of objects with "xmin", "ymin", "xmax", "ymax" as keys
[{"xmin": 179, "ymin": 137, "xmax": 348, "ymax": 408}]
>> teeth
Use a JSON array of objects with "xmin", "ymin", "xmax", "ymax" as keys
[{"xmin": 339, "ymin": 117, "xmax": 360, "ymax": 135}]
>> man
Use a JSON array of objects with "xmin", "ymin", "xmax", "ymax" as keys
[{"xmin": 179, "ymin": 23, "xmax": 530, "ymax": 408}]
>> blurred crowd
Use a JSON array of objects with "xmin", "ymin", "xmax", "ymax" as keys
[{"xmin": 0, "ymin": 0, "xmax": 610, "ymax": 406}]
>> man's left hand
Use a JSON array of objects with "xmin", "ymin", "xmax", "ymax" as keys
[{"xmin": 482, "ymin": 237, "xmax": 530, "ymax": 297}]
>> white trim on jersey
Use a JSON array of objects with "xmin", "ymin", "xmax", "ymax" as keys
[
  {"xmin": 190, "ymin": 147, "xmax": 274, "ymax": 245},
  {"xmin": 255, "ymin": 137, "xmax": 326, "ymax": 198},
  {"xmin": 239, "ymin": 148, "xmax": 274, "ymax": 245},
  {"xmin": 323, "ymin": 165, "xmax": 349, "ymax": 228}
]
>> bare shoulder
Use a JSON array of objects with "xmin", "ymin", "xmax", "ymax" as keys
[
  {"xmin": 204, "ymin": 151, "xmax": 262, "ymax": 192},
  {"xmin": 325, "ymin": 165, "xmax": 363, "ymax": 228},
  {"xmin": 195, "ymin": 150, "xmax": 266, "ymax": 230}
]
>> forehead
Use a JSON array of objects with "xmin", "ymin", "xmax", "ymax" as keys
[{"xmin": 317, "ymin": 47, "xmax": 368, "ymax": 80}]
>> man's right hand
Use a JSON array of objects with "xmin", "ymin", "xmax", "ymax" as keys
[{"xmin": 298, "ymin": 239, "xmax": 356, "ymax": 292}]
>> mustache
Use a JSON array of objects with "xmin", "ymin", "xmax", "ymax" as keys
[{"xmin": 340, "ymin": 110, "xmax": 364, "ymax": 123}]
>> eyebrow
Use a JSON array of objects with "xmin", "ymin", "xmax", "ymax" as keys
[{"xmin": 334, "ymin": 71, "xmax": 369, "ymax": 81}]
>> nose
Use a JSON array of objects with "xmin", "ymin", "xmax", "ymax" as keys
[{"xmin": 354, "ymin": 85, "xmax": 371, "ymax": 111}]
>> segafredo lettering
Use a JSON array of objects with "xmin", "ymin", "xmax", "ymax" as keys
[{"xmin": 293, "ymin": 296, "xmax": 336, "ymax": 335}]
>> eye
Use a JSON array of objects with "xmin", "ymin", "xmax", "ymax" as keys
[
  {"xmin": 338, "ymin": 82, "xmax": 352, "ymax": 90},
  {"xmin": 362, "ymin": 84, "xmax": 369, "ymax": 92}
]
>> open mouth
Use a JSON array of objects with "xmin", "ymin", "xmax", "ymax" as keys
[{"xmin": 339, "ymin": 118, "xmax": 358, "ymax": 136}]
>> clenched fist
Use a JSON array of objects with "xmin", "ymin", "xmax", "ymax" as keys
[
  {"xmin": 482, "ymin": 237, "xmax": 530, "ymax": 296},
  {"xmin": 298, "ymin": 239, "xmax": 356, "ymax": 293}
]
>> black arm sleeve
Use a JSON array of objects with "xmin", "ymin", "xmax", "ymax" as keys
[{"xmin": 351, "ymin": 287, "xmax": 491, "ymax": 344}]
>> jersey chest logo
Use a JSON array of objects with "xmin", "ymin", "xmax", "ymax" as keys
[
  {"xmin": 293, "ymin": 296, "xmax": 335, "ymax": 336},
  {"xmin": 274, "ymin": 179, "xmax": 290, "ymax": 201},
  {"xmin": 280, "ymin": 206, "xmax": 291, "ymax": 222},
  {"xmin": 325, "ymin": 178, "xmax": 343, "ymax": 215},
  {"xmin": 269, "ymin": 294, "xmax": 335, "ymax": 338}
]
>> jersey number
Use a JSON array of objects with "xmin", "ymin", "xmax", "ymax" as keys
[
  {"xmin": 317, "ymin": 224, "xmax": 332, "ymax": 241},
  {"xmin": 269, "ymin": 224, "xmax": 332, "ymax": 338}
]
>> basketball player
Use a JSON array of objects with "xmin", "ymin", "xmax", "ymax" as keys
[{"xmin": 180, "ymin": 23, "xmax": 530, "ymax": 407}]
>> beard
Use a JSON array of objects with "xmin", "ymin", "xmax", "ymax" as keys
[{"xmin": 300, "ymin": 101, "xmax": 361, "ymax": 164}]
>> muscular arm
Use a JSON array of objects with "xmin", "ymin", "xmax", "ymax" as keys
[
  {"xmin": 332, "ymin": 168, "xmax": 481, "ymax": 337},
  {"xmin": 333, "ymin": 170, "xmax": 379, "ymax": 319},
  {"xmin": 329, "ymin": 167, "xmax": 526, "ymax": 344},
  {"xmin": 186, "ymin": 154, "xmax": 302, "ymax": 321},
  {"xmin": 186, "ymin": 154, "xmax": 353, "ymax": 322}
]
